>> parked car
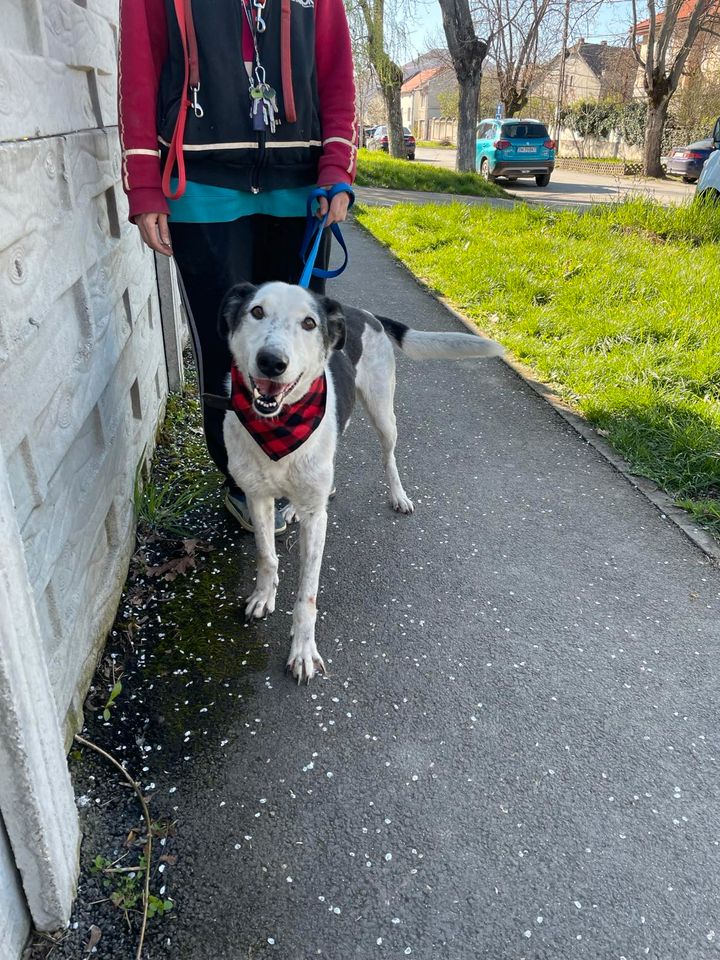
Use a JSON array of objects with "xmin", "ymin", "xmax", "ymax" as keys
[
  {"xmin": 367, "ymin": 125, "xmax": 416, "ymax": 160},
  {"xmin": 476, "ymin": 118, "xmax": 555, "ymax": 186},
  {"xmin": 695, "ymin": 117, "xmax": 720, "ymax": 200},
  {"xmin": 665, "ymin": 138, "xmax": 714, "ymax": 182},
  {"xmin": 363, "ymin": 125, "xmax": 378, "ymax": 146}
]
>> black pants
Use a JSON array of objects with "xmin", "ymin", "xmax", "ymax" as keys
[{"xmin": 170, "ymin": 215, "xmax": 330, "ymax": 486}]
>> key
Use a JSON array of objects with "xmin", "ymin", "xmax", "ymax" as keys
[
  {"xmin": 252, "ymin": 96, "xmax": 266, "ymax": 131},
  {"xmin": 260, "ymin": 84, "xmax": 278, "ymax": 132}
]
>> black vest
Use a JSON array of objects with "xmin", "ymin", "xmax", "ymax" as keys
[{"xmin": 157, "ymin": 0, "xmax": 323, "ymax": 192}]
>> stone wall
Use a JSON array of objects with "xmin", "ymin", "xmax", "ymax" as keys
[{"xmin": 0, "ymin": 0, "xmax": 171, "ymax": 947}]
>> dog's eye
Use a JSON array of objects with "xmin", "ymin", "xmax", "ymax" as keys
[
  {"xmin": 250, "ymin": 305, "xmax": 264, "ymax": 319},
  {"xmin": 301, "ymin": 317, "xmax": 317, "ymax": 331}
]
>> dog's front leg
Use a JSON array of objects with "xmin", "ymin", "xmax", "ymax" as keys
[
  {"xmin": 286, "ymin": 507, "xmax": 328, "ymax": 684},
  {"xmin": 244, "ymin": 496, "xmax": 279, "ymax": 620}
]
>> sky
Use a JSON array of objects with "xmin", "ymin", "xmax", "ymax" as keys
[{"xmin": 405, "ymin": 1, "xmax": 636, "ymax": 60}]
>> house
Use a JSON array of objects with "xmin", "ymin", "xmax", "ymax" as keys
[
  {"xmin": 632, "ymin": 0, "xmax": 720, "ymax": 95},
  {"xmin": 531, "ymin": 39, "xmax": 636, "ymax": 107},
  {"xmin": 401, "ymin": 65, "xmax": 455, "ymax": 129}
]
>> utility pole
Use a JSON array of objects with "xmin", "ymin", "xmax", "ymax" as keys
[{"xmin": 553, "ymin": 0, "xmax": 571, "ymax": 152}]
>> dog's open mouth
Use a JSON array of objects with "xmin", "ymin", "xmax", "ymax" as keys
[{"xmin": 250, "ymin": 374, "xmax": 301, "ymax": 416}]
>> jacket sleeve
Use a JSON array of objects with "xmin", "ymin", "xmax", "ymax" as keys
[
  {"xmin": 118, "ymin": 0, "xmax": 170, "ymax": 220},
  {"xmin": 314, "ymin": 0, "xmax": 357, "ymax": 186}
]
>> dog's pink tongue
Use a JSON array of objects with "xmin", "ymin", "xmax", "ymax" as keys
[{"xmin": 254, "ymin": 378, "xmax": 284, "ymax": 398}]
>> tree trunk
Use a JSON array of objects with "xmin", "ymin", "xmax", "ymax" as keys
[
  {"xmin": 359, "ymin": 0, "xmax": 404, "ymax": 158},
  {"xmin": 457, "ymin": 78, "xmax": 481, "ymax": 171},
  {"xmin": 382, "ymin": 76, "xmax": 405, "ymax": 158},
  {"xmin": 438, "ymin": 0, "xmax": 487, "ymax": 173},
  {"xmin": 504, "ymin": 87, "xmax": 528, "ymax": 118},
  {"xmin": 643, "ymin": 98, "xmax": 669, "ymax": 177}
]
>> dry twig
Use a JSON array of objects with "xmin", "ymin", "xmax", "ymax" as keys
[{"xmin": 74, "ymin": 735, "xmax": 152, "ymax": 960}]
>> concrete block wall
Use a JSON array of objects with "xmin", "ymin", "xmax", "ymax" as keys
[{"xmin": 0, "ymin": 0, "xmax": 171, "ymax": 948}]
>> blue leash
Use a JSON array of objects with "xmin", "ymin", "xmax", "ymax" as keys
[{"xmin": 298, "ymin": 182, "xmax": 355, "ymax": 288}]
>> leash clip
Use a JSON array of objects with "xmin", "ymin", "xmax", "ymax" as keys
[{"xmin": 191, "ymin": 83, "xmax": 204, "ymax": 118}]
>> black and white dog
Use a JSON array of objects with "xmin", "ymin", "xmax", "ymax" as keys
[{"xmin": 220, "ymin": 281, "xmax": 502, "ymax": 683}]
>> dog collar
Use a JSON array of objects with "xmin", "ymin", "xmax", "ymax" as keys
[{"xmin": 230, "ymin": 366, "xmax": 327, "ymax": 461}]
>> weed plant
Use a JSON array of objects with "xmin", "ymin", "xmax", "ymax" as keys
[{"xmin": 134, "ymin": 363, "xmax": 220, "ymax": 537}]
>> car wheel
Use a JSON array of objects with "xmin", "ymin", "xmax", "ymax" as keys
[
  {"xmin": 407, "ymin": 153, "xmax": 415, "ymax": 161},
  {"xmin": 536, "ymin": 173, "xmax": 551, "ymax": 187},
  {"xmin": 682, "ymin": 176, "xmax": 698, "ymax": 184},
  {"xmin": 696, "ymin": 188, "xmax": 720, "ymax": 204},
  {"xmin": 506, "ymin": 177, "xmax": 518, "ymax": 182},
  {"xmin": 480, "ymin": 158, "xmax": 493, "ymax": 181}
]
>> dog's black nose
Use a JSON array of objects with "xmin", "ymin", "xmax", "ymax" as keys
[{"xmin": 256, "ymin": 349, "xmax": 289, "ymax": 378}]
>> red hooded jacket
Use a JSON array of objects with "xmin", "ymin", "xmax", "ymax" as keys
[{"xmin": 118, "ymin": 0, "xmax": 357, "ymax": 220}]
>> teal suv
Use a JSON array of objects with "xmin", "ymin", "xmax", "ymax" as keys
[{"xmin": 476, "ymin": 118, "xmax": 555, "ymax": 186}]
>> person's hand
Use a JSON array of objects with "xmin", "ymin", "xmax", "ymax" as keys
[
  {"xmin": 136, "ymin": 212, "xmax": 173, "ymax": 256},
  {"xmin": 316, "ymin": 187, "xmax": 351, "ymax": 225}
]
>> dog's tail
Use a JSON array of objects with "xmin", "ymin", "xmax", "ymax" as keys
[{"xmin": 376, "ymin": 315, "xmax": 503, "ymax": 360}]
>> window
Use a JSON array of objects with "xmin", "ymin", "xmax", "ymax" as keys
[{"xmin": 501, "ymin": 122, "xmax": 549, "ymax": 139}]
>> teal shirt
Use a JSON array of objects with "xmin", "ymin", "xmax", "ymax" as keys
[{"xmin": 168, "ymin": 180, "xmax": 313, "ymax": 222}]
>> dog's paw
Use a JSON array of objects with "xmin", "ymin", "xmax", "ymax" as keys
[
  {"xmin": 391, "ymin": 491, "xmax": 414, "ymax": 514},
  {"xmin": 286, "ymin": 632, "xmax": 326, "ymax": 685},
  {"xmin": 245, "ymin": 581, "xmax": 277, "ymax": 620}
]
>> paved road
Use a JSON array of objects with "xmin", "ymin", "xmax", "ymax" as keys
[
  {"xmin": 416, "ymin": 145, "xmax": 696, "ymax": 208},
  {"xmin": 141, "ymin": 223, "xmax": 720, "ymax": 960}
]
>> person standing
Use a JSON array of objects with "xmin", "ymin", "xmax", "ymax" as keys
[{"xmin": 118, "ymin": 0, "xmax": 357, "ymax": 532}]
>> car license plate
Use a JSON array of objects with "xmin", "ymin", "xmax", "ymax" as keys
[{"xmin": 517, "ymin": 146, "xmax": 536, "ymax": 153}]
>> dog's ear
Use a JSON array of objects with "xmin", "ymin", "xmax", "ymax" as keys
[
  {"xmin": 322, "ymin": 297, "xmax": 346, "ymax": 352},
  {"xmin": 218, "ymin": 282, "xmax": 257, "ymax": 339}
]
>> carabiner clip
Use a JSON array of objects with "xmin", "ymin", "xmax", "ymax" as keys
[{"xmin": 254, "ymin": 0, "xmax": 267, "ymax": 31}]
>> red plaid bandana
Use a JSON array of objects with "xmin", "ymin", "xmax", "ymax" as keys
[{"xmin": 230, "ymin": 366, "xmax": 327, "ymax": 461}]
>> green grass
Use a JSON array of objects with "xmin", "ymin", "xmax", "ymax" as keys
[
  {"xmin": 134, "ymin": 367, "xmax": 219, "ymax": 537},
  {"xmin": 356, "ymin": 148, "xmax": 507, "ymax": 199},
  {"xmin": 356, "ymin": 196, "xmax": 720, "ymax": 534},
  {"xmin": 415, "ymin": 140, "xmax": 456, "ymax": 149}
]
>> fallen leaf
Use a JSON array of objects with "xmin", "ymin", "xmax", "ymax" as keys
[
  {"xmin": 147, "ymin": 554, "xmax": 196, "ymax": 580},
  {"xmin": 84, "ymin": 925, "xmax": 102, "ymax": 953}
]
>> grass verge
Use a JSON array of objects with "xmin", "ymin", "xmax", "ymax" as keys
[
  {"xmin": 356, "ymin": 148, "xmax": 508, "ymax": 199},
  {"xmin": 355, "ymin": 196, "xmax": 720, "ymax": 535},
  {"xmin": 415, "ymin": 140, "xmax": 456, "ymax": 149}
]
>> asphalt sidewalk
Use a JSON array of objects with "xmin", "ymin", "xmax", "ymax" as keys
[{"xmin": 151, "ymin": 222, "xmax": 719, "ymax": 959}]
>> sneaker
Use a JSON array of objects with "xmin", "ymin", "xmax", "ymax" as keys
[{"xmin": 224, "ymin": 489, "xmax": 287, "ymax": 535}]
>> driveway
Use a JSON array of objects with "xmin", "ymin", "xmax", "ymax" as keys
[{"xmin": 416, "ymin": 146, "xmax": 696, "ymax": 208}]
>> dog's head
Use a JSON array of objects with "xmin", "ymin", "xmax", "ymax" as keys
[{"xmin": 219, "ymin": 281, "xmax": 346, "ymax": 418}]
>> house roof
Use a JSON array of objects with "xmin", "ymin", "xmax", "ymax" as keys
[
  {"xmin": 635, "ymin": 0, "xmax": 720, "ymax": 36},
  {"xmin": 401, "ymin": 66, "xmax": 446, "ymax": 94},
  {"xmin": 533, "ymin": 41, "xmax": 635, "ymax": 86},
  {"xmin": 402, "ymin": 49, "xmax": 449, "ymax": 82},
  {"xmin": 578, "ymin": 42, "xmax": 636, "ymax": 79}
]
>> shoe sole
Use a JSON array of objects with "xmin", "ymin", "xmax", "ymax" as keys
[{"xmin": 224, "ymin": 495, "xmax": 287, "ymax": 535}]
